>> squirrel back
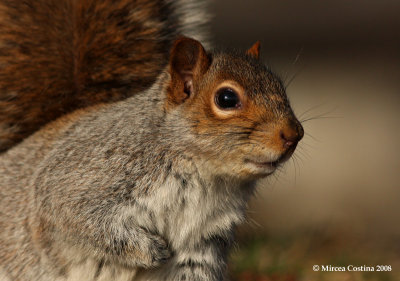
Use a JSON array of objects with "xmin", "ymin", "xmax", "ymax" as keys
[{"xmin": 0, "ymin": 0, "xmax": 209, "ymax": 152}]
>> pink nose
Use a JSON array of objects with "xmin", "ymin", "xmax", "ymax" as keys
[{"xmin": 280, "ymin": 122, "xmax": 303, "ymax": 149}]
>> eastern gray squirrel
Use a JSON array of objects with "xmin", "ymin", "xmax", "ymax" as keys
[{"xmin": 0, "ymin": 1, "xmax": 304, "ymax": 281}]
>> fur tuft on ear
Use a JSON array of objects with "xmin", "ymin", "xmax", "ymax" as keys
[
  {"xmin": 168, "ymin": 37, "xmax": 210, "ymax": 105},
  {"xmin": 246, "ymin": 41, "xmax": 261, "ymax": 59}
]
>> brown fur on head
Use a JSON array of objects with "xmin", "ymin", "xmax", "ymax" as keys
[{"xmin": 167, "ymin": 38, "xmax": 304, "ymax": 179}]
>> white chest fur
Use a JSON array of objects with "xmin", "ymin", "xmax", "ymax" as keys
[{"xmin": 138, "ymin": 169, "xmax": 252, "ymax": 251}]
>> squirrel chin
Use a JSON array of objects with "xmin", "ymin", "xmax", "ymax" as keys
[{"xmin": 243, "ymin": 161, "xmax": 278, "ymax": 178}]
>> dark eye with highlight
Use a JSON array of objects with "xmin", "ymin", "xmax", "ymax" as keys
[{"xmin": 215, "ymin": 88, "xmax": 241, "ymax": 109}]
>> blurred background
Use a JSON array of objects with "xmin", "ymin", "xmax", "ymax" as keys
[{"xmin": 208, "ymin": 1, "xmax": 400, "ymax": 280}]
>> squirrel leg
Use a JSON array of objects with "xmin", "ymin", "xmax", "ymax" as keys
[
  {"xmin": 168, "ymin": 236, "xmax": 231, "ymax": 281},
  {"xmin": 136, "ymin": 234, "xmax": 232, "ymax": 281},
  {"xmin": 100, "ymin": 225, "xmax": 172, "ymax": 269}
]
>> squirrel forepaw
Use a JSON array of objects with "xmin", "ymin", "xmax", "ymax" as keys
[
  {"xmin": 134, "ymin": 232, "xmax": 172, "ymax": 268},
  {"xmin": 148, "ymin": 235, "xmax": 172, "ymax": 267}
]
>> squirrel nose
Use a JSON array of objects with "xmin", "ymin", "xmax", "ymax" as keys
[{"xmin": 280, "ymin": 121, "xmax": 304, "ymax": 149}]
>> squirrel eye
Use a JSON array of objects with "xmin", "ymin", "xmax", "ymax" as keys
[{"xmin": 215, "ymin": 88, "xmax": 241, "ymax": 109}]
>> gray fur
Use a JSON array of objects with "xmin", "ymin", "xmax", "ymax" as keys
[{"xmin": 171, "ymin": 0, "xmax": 211, "ymax": 46}]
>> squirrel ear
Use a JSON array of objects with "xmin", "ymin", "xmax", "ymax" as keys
[
  {"xmin": 168, "ymin": 37, "xmax": 210, "ymax": 104},
  {"xmin": 246, "ymin": 41, "xmax": 261, "ymax": 59}
]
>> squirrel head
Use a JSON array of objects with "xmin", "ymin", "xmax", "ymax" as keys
[{"xmin": 165, "ymin": 37, "xmax": 304, "ymax": 179}]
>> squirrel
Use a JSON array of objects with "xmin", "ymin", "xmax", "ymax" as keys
[{"xmin": 0, "ymin": 1, "xmax": 304, "ymax": 281}]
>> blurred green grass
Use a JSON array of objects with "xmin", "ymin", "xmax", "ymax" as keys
[{"xmin": 228, "ymin": 228, "xmax": 399, "ymax": 281}]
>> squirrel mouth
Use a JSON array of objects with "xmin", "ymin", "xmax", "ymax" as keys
[
  {"xmin": 244, "ymin": 148, "xmax": 296, "ymax": 175},
  {"xmin": 244, "ymin": 158, "xmax": 280, "ymax": 172},
  {"xmin": 248, "ymin": 160, "xmax": 278, "ymax": 168}
]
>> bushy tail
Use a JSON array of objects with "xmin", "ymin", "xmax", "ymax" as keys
[{"xmin": 0, "ymin": 0, "xmax": 209, "ymax": 152}]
